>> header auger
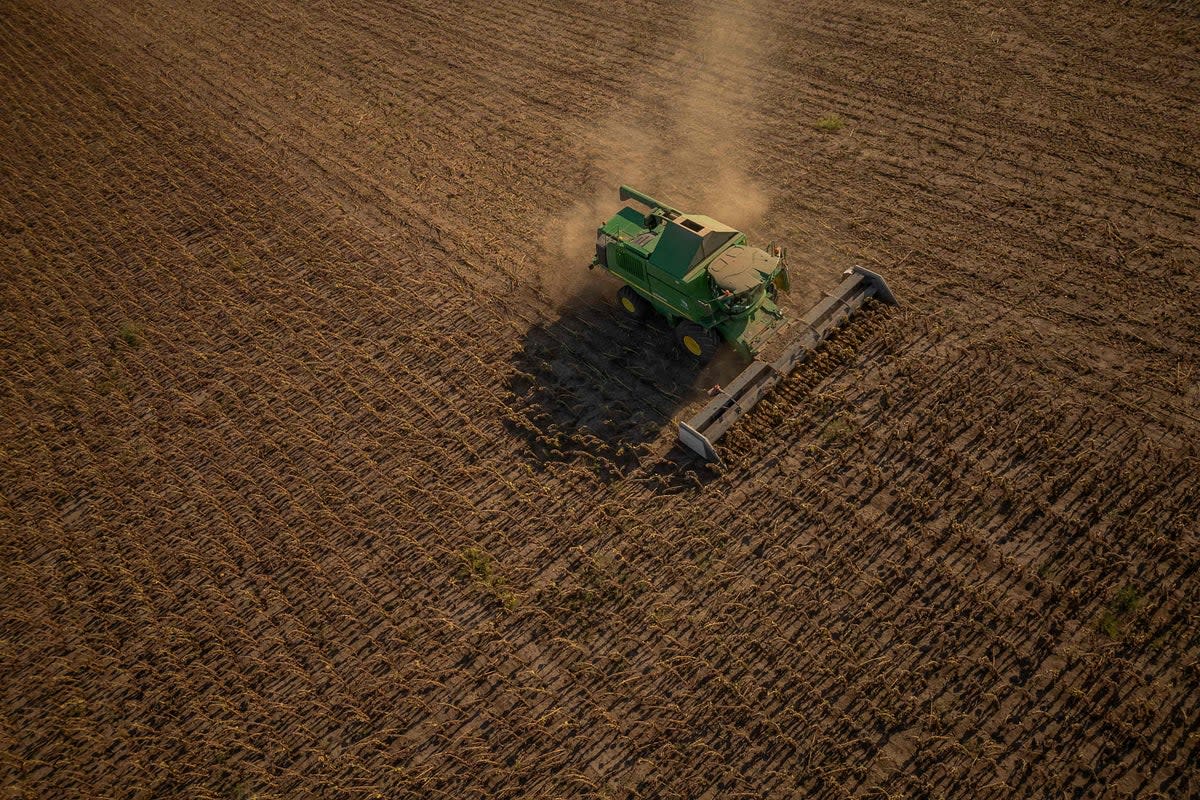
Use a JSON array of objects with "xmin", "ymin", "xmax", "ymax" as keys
[{"xmin": 589, "ymin": 185, "xmax": 898, "ymax": 461}]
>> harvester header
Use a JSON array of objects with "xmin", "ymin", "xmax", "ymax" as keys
[{"xmin": 679, "ymin": 265, "xmax": 896, "ymax": 460}]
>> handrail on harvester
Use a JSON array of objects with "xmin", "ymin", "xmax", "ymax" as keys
[{"xmin": 678, "ymin": 266, "xmax": 898, "ymax": 462}]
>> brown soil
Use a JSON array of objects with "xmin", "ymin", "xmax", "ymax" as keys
[{"xmin": 2, "ymin": 1, "xmax": 1198, "ymax": 798}]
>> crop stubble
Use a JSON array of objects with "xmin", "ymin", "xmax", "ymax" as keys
[{"xmin": 1, "ymin": 0, "xmax": 1198, "ymax": 798}]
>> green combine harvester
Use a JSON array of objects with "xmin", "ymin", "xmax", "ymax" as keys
[{"xmin": 590, "ymin": 185, "xmax": 897, "ymax": 461}]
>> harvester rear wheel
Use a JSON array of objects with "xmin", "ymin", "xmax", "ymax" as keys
[
  {"xmin": 617, "ymin": 286, "xmax": 651, "ymax": 321},
  {"xmin": 675, "ymin": 321, "xmax": 719, "ymax": 364}
]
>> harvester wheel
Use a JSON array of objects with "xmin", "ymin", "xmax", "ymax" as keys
[
  {"xmin": 617, "ymin": 286, "xmax": 651, "ymax": 321},
  {"xmin": 675, "ymin": 321, "xmax": 719, "ymax": 363}
]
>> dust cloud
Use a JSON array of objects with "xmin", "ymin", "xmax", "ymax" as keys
[{"xmin": 542, "ymin": 2, "xmax": 772, "ymax": 305}]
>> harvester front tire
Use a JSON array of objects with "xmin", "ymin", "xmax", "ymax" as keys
[
  {"xmin": 675, "ymin": 322, "xmax": 719, "ymax": 364},
  {"xmin": 617, "ymin": 286, "xmax": 651, "ymax": 321}
]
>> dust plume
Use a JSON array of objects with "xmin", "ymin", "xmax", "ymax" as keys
[{"xmin": 543, "ymin": 2, "xmax": 772, "ymax": 305}]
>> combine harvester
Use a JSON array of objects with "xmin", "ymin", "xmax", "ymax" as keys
[{"xmin": 589, "ymin": 185, "xmax": 897, "ymax": 461}]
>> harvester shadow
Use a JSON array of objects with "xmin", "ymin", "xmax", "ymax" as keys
[{"xmin": 506, "ymin": 296, "xmax": 744, "ymax": 475}]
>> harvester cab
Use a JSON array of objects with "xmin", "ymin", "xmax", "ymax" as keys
[{"xmin": 589, "ymin": 184, "xmax": 898, "ymax": 461}]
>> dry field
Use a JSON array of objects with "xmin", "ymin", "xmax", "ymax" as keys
[{"xmin": 2, "ymin": 0, "xmax": 1199, "ymax": 797}]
